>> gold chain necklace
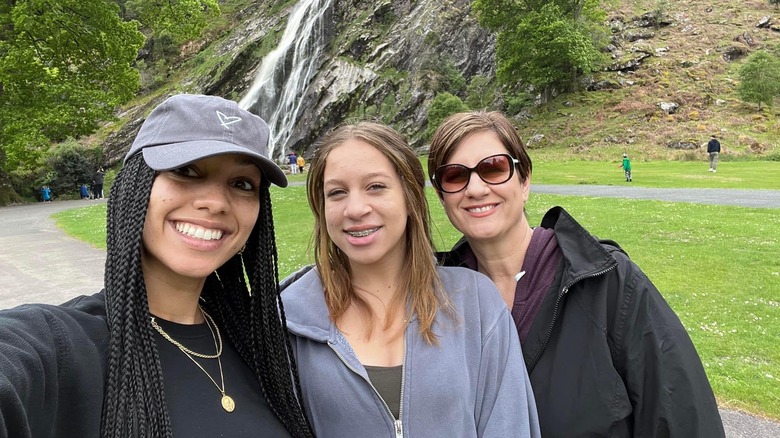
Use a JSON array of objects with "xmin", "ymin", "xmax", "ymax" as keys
[
  {"xmin": 150, "ymin": 308, "xmax": 236, "ymax": 412},
  {"xmin": 150, "ymin": 308, "xmax": 223, "ymax": 358}
]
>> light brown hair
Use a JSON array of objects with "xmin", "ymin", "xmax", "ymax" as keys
[{"xmin": 306, "ymin": 122, "xmax": 448, "ymax": 344}]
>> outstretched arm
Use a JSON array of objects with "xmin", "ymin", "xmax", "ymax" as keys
[{"xmin": 0, "ymin": 304, "xmax": 105, "ymax": 437}]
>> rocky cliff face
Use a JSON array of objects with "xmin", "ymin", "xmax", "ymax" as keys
[
  {"xmin": 94, "ymin": 0, "xmax": 780, "ymax": 167},
  {"xmin": 103, "ymin": 0, "xmax": 494, "ymax": 165}
]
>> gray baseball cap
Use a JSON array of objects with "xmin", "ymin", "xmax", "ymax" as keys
[{"xmin": 125, "ymin": 94, "xmax": 287, "ymax": 187}]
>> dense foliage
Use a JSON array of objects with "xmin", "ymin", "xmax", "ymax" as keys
[
  {"xmin": 125, "ymin": 0, "xmax": 219, "ymax": 43},
  {"xmin": 472, "ymin": 0, "xmax": 608, "ymax": 101},
  {"xmin": 425, "ymin": 92, "xmax": 468, "ymax": 140},
  {"xmin": 465, "ymin": 75, "xmax": 496, "ymax": 110},
  {"xmin": 738, "ymin": 51, "xmax": 780, "ymax": 110},
  {"xmin": 43, "ymin": 139, "xmax": 103, "ymax": 200},
  {"xmin": 0, "ymin": 0, "xmax": 144, "ymax": 173},
  {"xmin": 0, "ymin": 0, "xmax": 221, "ymax": 203}
]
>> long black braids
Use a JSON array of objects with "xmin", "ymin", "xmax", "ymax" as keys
[
  {"xmin": 202, "ymin": 182, "xmax": 314, "ymax": 437},
  {"xmin": 101, "ymin": 153, "xmax": 171, "ymax": 437},
  {"xmin": 101, "ymin": 154, "xmax": 312, "ymax": 437}
]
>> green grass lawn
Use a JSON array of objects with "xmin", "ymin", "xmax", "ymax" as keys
[
  {"xmin": 530, "ymin": 160, "xmax": 780, "ymax": 189},
  {"xmin": 53, "ymin": 160, "xmax": 780, "ymax": 420},
  {"xmin": 287, "ymin": 159, "xmax": 780, "ymax": 190}
]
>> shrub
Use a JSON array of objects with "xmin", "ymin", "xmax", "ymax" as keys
[
  {"xmin": 504, "ymin": 92, "xmax": 534, "ymax": 115},
  {"xmin": 425, "ymin": 92, "xmax": 469, "ymax": 140},
  {"xmin": 45, "ymin": 139, "xmax": 102, "ymax": 200},
  {"xmin": 465, "ymin": 75, "xmax": 497, "ymax": 110}
]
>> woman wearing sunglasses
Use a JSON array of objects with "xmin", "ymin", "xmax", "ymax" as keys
[{"xmin": 428, "ymin": 111, "xmax": 724, "ymax": 438}]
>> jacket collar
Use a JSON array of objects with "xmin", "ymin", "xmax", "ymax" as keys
[
  {"xmin": 438, "ymin": 206, "xmax": 619, "ymax": 288},
  {"xmin": 539, "ymin": 206, "xmax": 618, "ymax": 287}
]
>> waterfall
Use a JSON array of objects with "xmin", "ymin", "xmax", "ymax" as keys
[{"xmin": 239, "ymin": 0, "xmax": 333, "ymax": 160}]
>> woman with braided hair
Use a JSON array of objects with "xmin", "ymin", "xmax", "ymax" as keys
[{"xmin": 0, "ymin": 94, "xmax": 313, "ymax": 437}]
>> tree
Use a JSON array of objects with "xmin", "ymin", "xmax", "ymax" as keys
[
  {"xmin": 0, "ymin": 0, "xmax": 145, "ymax": 173},
  {"xmin": 738, "ymin": 51, "xmax": 780, "ymax": 110},
  {"xmin": 46, "ymin": 139, "xmax": 101, "ymax": 198},
  {"xmin": 465, "ymin": 75, "xmax": 497, "ymax": 110},
  {"xmin": 472, "ymin": 0, "xmax": 608, "ymax": 101},
  {"xmin": 421, "ymin": 55, "xmax": 466, "ymax": 95},
  {"xmin": 426, "ymin": 92, "xmax": 469, "ymax": 140},
  {"xmin": 125, "ymin": 0, "xmax": 220, "ymax": 43}
]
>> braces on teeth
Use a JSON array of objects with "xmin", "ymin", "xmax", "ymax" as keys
[{"xmin": 347, "ymin": 228, "xmax": 377, "ymax": 237}]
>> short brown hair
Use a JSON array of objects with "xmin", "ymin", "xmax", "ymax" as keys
[{"xmin": 427, "ymin": 111, "xmax": 532, "ymax": 195}]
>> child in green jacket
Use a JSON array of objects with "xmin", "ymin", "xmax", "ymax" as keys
[{"xmin": 620, "ymin": 153, "xmax": 632, "ymax": 182}]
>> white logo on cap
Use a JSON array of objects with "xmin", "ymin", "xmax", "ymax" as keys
[{"xmin": 216, "ymin": 111, "xmax": 242, "ymax": 128}]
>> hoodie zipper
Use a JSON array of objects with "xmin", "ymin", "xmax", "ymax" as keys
[
  {"xmin": 528, "ymin": 264, "xmax": 617, "ymax": 372},
  {"xmin": 396, "ymin": 343, "xmax": 407, "ymax": 438},
  {"xmin": 329, "ymin": 336, "xmax": 407, "ymax": 438}
]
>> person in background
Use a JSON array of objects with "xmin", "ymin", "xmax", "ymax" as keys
[
  {"xmin": 428, "ymin": 110, "xmax": 725, "ymax": 438},
  {"xmin": 41, "ymin": 185, "xmax": 52, "ymax": 202},
  {"xmin": 297, "ymin": 154, "xmax": 306, "ymax": 174},
  {"xmin": 281, "ymin": 122, "xmax": 540, "ymax": 437},
  {"xmin": 707, "ymin": 134, "xmax": 721, "ymax": 172},
  {"xmin": 620, "ymin": 152, "xmax": 632, "ymax": 182},
  {"xmin": 80, "ymin": 183, "xmax": 90, "ymax": 199},
  {"xmin": 288, "ymin": 151, "xmax": 298, "ymax": 175},
  {"xmin": 93, "ymin": 167, "xmax": 106, "ymax": 199},
  {"xmin": 0, "ymin": 94, "xmax": 313, "ymax": 437}
]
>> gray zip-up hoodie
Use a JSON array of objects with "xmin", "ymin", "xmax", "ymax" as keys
[{"xmin": 281, "ymin": 266, "xmax": 541, "ymax": 438}]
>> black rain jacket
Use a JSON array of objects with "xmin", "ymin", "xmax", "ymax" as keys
[{"xmin": 438, "ymin": 206, "xmax": 725, "ymax": 438}]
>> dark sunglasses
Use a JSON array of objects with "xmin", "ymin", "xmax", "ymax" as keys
[{"xmin": 433, "ymin": 153, "xmax": 519, "ymax": 194}]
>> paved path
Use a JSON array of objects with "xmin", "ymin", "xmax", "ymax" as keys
[
  {"xmin": 1, "ymin": 189, "xmax": 779, "ymax": 436},
  {"xmin": 533, "ymin": 184, "xmax": 780, "ymax": 209},
  {"xmin": 0, "ymin": 199, "xmax": 106, "ymax": 309}
]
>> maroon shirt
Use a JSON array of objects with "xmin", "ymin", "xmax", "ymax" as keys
[
  {"xmin": 513, "ymin": 227, "xmax": 562, "ymax": 342},
  {"xmin": 457, "ymin": 227, "xmax": 562, "ymax": 342}
]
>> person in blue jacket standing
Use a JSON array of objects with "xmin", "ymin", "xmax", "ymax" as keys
[
  {"xmin": 288, "ymin": 151, "xmax": 298, "ymax": 175},
  {"xmin": 41, "ymin": 185, "xmax": 52, "ymax": 202},
  {"xmin": 281, "ymin": 121, "xmax": 540, "ymax": 438}
]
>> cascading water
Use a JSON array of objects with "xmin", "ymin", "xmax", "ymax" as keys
[{"xmin": 239, "ymin": 0, "xmax": 333, "ymax": 160}]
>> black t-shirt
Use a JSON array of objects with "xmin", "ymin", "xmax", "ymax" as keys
[
  {"xmin": 364, "ymin": 364, "xmax": 402, "ymax": 419},
  {"xmin": 153, "ymin": 317, "xmax": 291, "ymax": 437}
]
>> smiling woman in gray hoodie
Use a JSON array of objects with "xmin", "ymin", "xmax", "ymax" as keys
[{"xmin": 281, "ymin": 122, "xmax": 540, "ymax": 437}]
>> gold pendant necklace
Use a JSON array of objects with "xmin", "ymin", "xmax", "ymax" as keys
[
  {"xmin": 150, "ymin": 308, "xmax": 223, "ymax": 358},
  {"xmin": 150, "ymin": 307, "xmax": 235, "ymax": 413}
]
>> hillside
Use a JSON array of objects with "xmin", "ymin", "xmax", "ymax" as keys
[
  {"xmin": 91, "ymin": 0, "xmax": 780, "ymax": 167},
  {"xmin": 519, "ymin": 0, "xmax": 780, "ymax": 162}
]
